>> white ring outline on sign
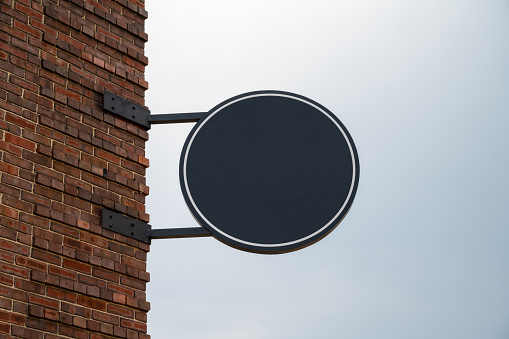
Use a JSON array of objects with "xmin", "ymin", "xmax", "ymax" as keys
[{"xmin": 183, "ymin": 93, "xmax": 357, "ymax": 248}]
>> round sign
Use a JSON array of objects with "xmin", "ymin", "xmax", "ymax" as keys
[{"xmin": 179, "ymin": 90, "xmax": 359, "ymax": 254}]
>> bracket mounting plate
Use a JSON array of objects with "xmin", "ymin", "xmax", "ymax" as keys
[
  {"xmin": 103, "ymin": 91, "xmax": 151, "ymax": 130},
  {"xmin": 101, "ymin": 209, "xmax": 151, "ymax": 244}
]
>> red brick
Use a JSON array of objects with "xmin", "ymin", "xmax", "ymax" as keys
[
  {"xmin": 0, "ymin": 140, "xmax": 23, "ymax": 156},
  {"xmin": 45, "ymin": 308, "xmax": 59, "ymax": 321},
  {"xmin": 92, "ymin": 310, "xmax": 119, "ymax": 326},
  {"xmin": 77, "ymin": 295, "xmax": 106, "ymax": 311},
  {"xmin": 121, "ymin": 276, "xmax": 146, "ymax": 291},
  {"xmin": 19, "ymin": 192, "xmax": 48, "ymax": 210},
  {"xmin": 108, "ymin": 283, "xmax": 134, "ymax": 297},
  {"xmin": 95, "ymin": 149, "xmax": 121, "ymax": 165},
  {"xmin": 63, "ymin": 258, "xmax": 91, "ymax": 275},
  {"xmin": 4, "ymin": 152, "xmax": 34, "ymax": 170},
  {"xmin": 81, "ymin": 232, "xmax": 107, "ymax": 248},
  {"xmin": 93, "ymin": 267, "xmax": 119, "ymax": 283},
  {"xmin": 51, "ymin": 222, "xmax": 79, "ymax": 238},
  {"xmin": 76, "ymin": 219, "xmax": 90, "ymax": 231},
  {"xmin": 0, "ymin": 309, "xmax": 25, "ymax": 325},
  {"xmin": 33, "ymin": 227, "xmax": 62, "ymax": 244},
  {"xmin": 16, "ymin": 216, "xmax": 44, "ymax": 236},
  {"xmin": 44, "ymin": 291, "xmax": 61, "ymax": 305},
  {"xmin": 0, "ymin": 262, "xmax": 29, "ymax": 279},
  {"xmin": 121, "ymin": 255, "xmax": 145, "ymax": 271},
  {"xmin": 2, "ymin": 194, "xmax": 33, "ymax": 213},
  {"xmin": 121, "ymin": 319, "xmax": 147, "ymax": 332},
  {"xmin": 30, "ymin": 270, "xmax": 46, "ymax": 283},
  {"xmin": 0, "ymin": 205, "xmax": 19, "ymax": 219},
  {"xmin": 1, "ymin": 173, "xmax": 32, "ymax": 191},
  {"xmin": 0, "ymin": 78, "xmax": 22, "ymax": 96},
  {"xmin": 5, "ymin": 132, "xmax": 36, "ymax": 152},
  {"xmin": 0, "ymin": 249, "xmax": 15, "ymax": 263},
  {"xmin": 138, "ymin": 155, "xmax": 149, "ymax": 167},
  {"xmin": 9, "ymin": 75, "xmax": 38, "ymax": 94},
  {"xmin": 15, "ymin": 3, "xmax": 43, "ymax": 21},
  {"xmin": 64, "ymin": 237, "xmax": 92, "ymax": 254},
  {"xmin": 0, "ymin": 321, "xmax": 9, "ymax": 333},
  {"xmin": 28, "ymin": 305, "xmax": 44, "ymax": 318},
  {"xmin": 48, "ymin": 266, "xmax": 77, "ymax": 281},
  {"xmin": 15, "ymin": 256, "xmax": 46, "ymax": 271},
  {"xmin": 29, "ymin": 295, "xmax": 59, "ymax": 310},
  {"xmin": 13, "ymin": 19, "xmax": 42, "ymax": 38},
  {"xmin": 32, "ymin": 248, "xmax": 61, "ymax": 266},
  {"xmin": 34, "ymin": 184, "xmax": 62, "ymax": 201},
  {"xmin": 47, "ymin": 287, "xmax": 76, "ymax": 304},
  {"xmin": 73, "ymin": 316, "xmax": 87, "ymax": 328},
  {"xmin": 107, "ymin": 303, "xmax": 134, "ymax": 318},
  {"xmin": 12, "ymin": 325, "xmax": 43, "ymax": 339},
  {"xmin": 14, "ymin": 278, "xmax": 44, "ymax": 294},
  {"xmin": 55, "ymin": 85, "xmax": 81, "ymax": 102}
]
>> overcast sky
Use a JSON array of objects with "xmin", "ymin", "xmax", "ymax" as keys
[{"xmin": 143, "ymin": 1, "xmax": 509, "ymax": 338}]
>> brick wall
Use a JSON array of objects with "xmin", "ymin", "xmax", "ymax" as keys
[{"xmin": 0, "ymin": 0, "xmax": 151, "ymax": 338}]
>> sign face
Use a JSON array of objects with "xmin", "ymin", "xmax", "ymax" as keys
[{"xmin": 180, "ymin": 91, "xmax": 359, "ymax": 254}]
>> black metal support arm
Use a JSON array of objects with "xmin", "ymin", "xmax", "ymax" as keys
[
  {"xmin": 103, "ymin": 91, "xmax": 204, "ymax": 130},
  {"xmin": 149, "ymin": 227, "xmax": 212, "ymax": 239},
  {"xmin": 148, "ymin": 113, "xmax": 204, "ymax": 124},
  {"xmin": 101, "ymin": 209, "xmax": 211, "ymax": 244}
]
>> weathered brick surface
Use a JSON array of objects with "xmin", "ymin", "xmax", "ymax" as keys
[{"xmin": 0, "ymin": 0, "xmax": 151, "ymax": 337}]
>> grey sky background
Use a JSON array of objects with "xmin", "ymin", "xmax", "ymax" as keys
[{"xmin": 143, "ymin": 1, "xmax": 509, "ymax": 338}]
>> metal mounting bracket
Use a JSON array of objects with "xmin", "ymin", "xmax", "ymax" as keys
[
  {"xmin": 103, "ymin": 91, "xmax": 151, "ymax": 129},
  {"xmin": 101, "ymin": 209, "xmax": 212, "ymax": 244},
  {"xmin": 103, "ymin": 92, "xmax": 204, "ymax": 130},
  {"xmin": 102, "ymin": 208, "xmax": 152, "ymax": 244}
]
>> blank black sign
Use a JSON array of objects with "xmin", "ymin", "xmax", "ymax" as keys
[{"xmin": 180, "ymin": 91, "xmax": 359, "ymax": 254}]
